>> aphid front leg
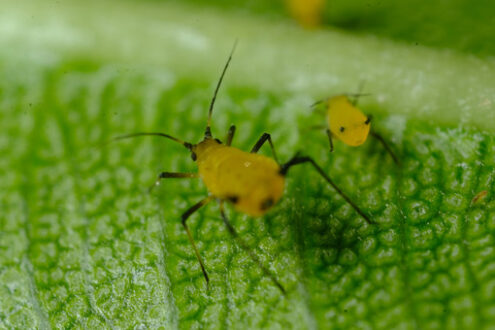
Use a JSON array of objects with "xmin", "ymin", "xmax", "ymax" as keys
[
  {"xmin": 280, "ymin": 154, "xmax": 374, "ymax": 224},
  {"xmin": 219, "ymin": 201, "xmax": 286, "ymax": 294},
  {"xmin": 326, "ymin": 128, "xmax": 334, "ymax": 152},
  {"xmin": 250, "ymin": 133, "xmax": 279, "ymax": 164},
  {"xmin": 225, "ymin": 125, "xmax": 236, "ymax": 146},
  {"xmin": 148, "ymin": 172, "xmax": 198, "ymax": 192},
  {"xmin": 181, "ymin": 196, "xmax": 215, "ymax": 289},
  {"xmin": 369, "ymin": 131, "xmax": 399, "ymax": 165},
  {"xmin": 310, "ymin": 98, "xmax": 329, "ymax": 115}
]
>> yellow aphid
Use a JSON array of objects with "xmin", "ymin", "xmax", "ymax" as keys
[
  {"xmin": 312, "ymin": 92, "xmax": 399, "ymax": 164},
  {"xmin": 327, "ymin": 95, "xmax": 371, "ymax": 146},
  {"xmin": 286, "ymin": 0, "xmax": 325, "ymax": 28},
  {"xmin": 114, "ymin": 43, "xmax": 371, "ymax": 294}
]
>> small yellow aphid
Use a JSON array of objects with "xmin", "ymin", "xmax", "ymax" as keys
[
  {"xmin": 471, "ymin": 190, "xmax": 488, "ymax": 205},
  {"xmin": 327, "ymin": 95, "xmax": 371, "ymax": 147},
  {"xmin": 312, "ymin": 92, "xmax": 399, "ymax": 164},
  {"xmin": 286, "ymin": 0, "xmax": 325, "ymax": 28},
  {"xmin": 115, "ymin": 43, "xmax": 371, "ymax": 294}
]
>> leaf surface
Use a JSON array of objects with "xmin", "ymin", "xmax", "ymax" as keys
[{"xmin": 1, "ymin": 1, "xmax": 495, "ymax": 329}]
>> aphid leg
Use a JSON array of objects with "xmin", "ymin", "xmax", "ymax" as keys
[
  {"xmin": 148, "ymin": 172, "xmax": 198, "ymax": 192},
  {"xmin": 369, "ymin": 131, "xmax": 399, "ymax": 165},
  {"xmin": 219, "ymin": 201, "xmax": 287, "ymax": 295},
  {"xmin": 326, "ymin": 128, "xmax": 334, "ymax": 152},
  {"xmin": 181, "ymin": 196, "xmax": 215, "ymax": 289},
  {"xmin": 280, "ymin": 155, "xmax": 374, "ymax": 224},
  {"xmin": 225, "ymin": 125, "xmax": 236, "ymax": 146},
  {"xmin": 250, "ymin": 133, "xmax": 279, "ymax": 164}
]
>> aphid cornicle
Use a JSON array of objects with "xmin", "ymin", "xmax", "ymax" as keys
[
  {"xmin": 114, "ymin": 42, "xmax": 372, "ymax": 294},
  {"xmin": 312, "ymin": 90, "xmax": 399, "ymax": 164}
]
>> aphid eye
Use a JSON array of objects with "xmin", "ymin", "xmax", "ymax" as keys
[
  {"xmin": 260, "ymin": 198, "xmax": 274, "ymax": 211},
  {"xmin": 191, "ymin": 152, "xmax": 197, "ymax": 161},
  {"xmin": 339, "ymin": 126, "xmax": 345, "ymax": 133},
  {"xmin": 227, "ymin": 195, "xmax": 239, "ymax": 204},
  {"xmin": 214, "ymin": 138, "xmax": 222, "ymax": 144}
]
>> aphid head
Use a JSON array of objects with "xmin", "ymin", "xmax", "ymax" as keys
[
  {"xmin": 190, "ymin": 137, "xmax": 222, "ymax": 161},
  {"xmin": 327, "ymin": 95, "xmax": 371, "ymax": 146}
]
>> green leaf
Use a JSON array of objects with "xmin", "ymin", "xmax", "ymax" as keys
[{"xmin": 1, "ymin": 0, "xmax": 495, "ymax": 329}]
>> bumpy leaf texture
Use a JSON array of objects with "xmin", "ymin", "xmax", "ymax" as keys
[{"xmin": 1, "ymin": 61, "xmax": 495, "ymax": 329}]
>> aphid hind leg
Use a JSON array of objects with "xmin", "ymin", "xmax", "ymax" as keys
[
  {"xmin": 225, "ymin": 125, "xmax": 236, "ymax": 146},
  {"xmin": 369, "ymin": 131, "xmax": 399, "ymax": 165},
  {"xmin": 250, "ymin": 133, "xmax": 279, "ymax": 164},
  {"xmin": 326, "ymin": 128, "xmax": 334, "ymax": 152},
  {"xmin": 148, "ymin": 172, "xmax": 198, "ymax": 193},
  {"xmin": 280, "ymin": 155, "xmax": 373, "ymax": 224},
  {"xmin": 181, "ymin": 196, "xmax": 215, "ymax": 289},
  {"xmin": 219, "ymin": 201, "xmax": 286, "ymax": 295}
]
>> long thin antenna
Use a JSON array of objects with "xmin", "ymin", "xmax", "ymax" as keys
[
  {"xmin": 350, "ymin": 80, "xmax": 367, "ymax": 106},
  {"xmin": 111, "ymin": 132, "xmax": 192, "ymax": 149},
  {"xmin": 310, "ymin": 98, "xmax": 328, "ymax": 108},
  {"xmin": 205, "ymin": 40, "xmax": 238, "ymax": 138}
]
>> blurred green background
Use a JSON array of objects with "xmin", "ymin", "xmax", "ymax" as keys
[
  {"xmin": 1, "ymin": 0, "xmax": 495, "ymax": 329},
  {"xmin": 180, "ymin": 0, "xmax": 495, "ymax": 57}
]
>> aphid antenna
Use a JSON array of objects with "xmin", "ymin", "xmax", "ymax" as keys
[
  {"xmin": 350, "ymin": 79, "xmax": 368, "ymax": 106},
  {"xmin": 205, "ymin": 40, "xmax": 238, "ymax": 139},
  {"xmin": 310, "ymin": 98, "xmax": 328, "ymax": 108},
  {"xmin": 112, "ymin": 132, "xmax": 193, "ymax": 150},
  {"xmin": 347, "ymin": 92, "xmax": 371, "ymax": 98}
]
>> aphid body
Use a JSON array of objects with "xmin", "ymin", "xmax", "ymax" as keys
[
  {"xmin": 286, "ymin": 0, "xmax": 325, "ymax": 28},
  {"xmin": 194, "ymin": 139, "xmax": 284, "ymax": 216},
  {"xmin": 312, "ymin": 91, "xmax": 398, "ymax": 164},
  {"xmin": 327, "ymin": 95, "xmax": 370, "ymax": 147}
]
